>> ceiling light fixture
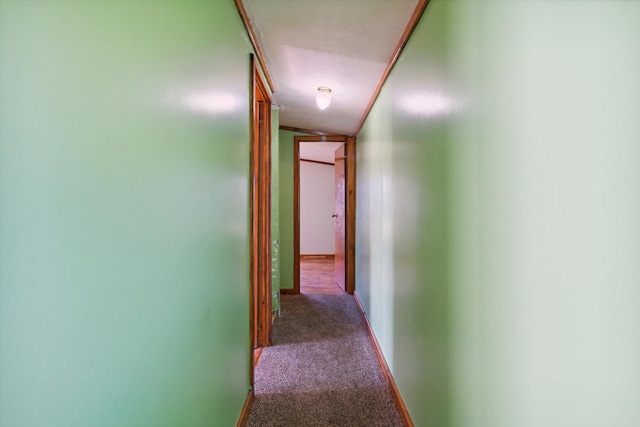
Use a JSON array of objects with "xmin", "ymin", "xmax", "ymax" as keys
[{"xmin": 316, "ymin": 86, "xmax": 332, "ymax": 110}]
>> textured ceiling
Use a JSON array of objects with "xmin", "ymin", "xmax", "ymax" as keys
[
  {"xmin": 241, "ymin": 0, "xmax": 419, "ymax": 136},
  {"xmin": 299, "ymin": 142, "xmax": 344, "ymax": 164}
]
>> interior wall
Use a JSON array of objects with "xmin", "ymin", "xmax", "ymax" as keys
[
  {"xmin": 277, "ymin": 129, "xmax": 314, "ymax": 290},
  {"xmin": 0, "ymin": 1, "xmax": 255, "ymax": 425},
  {"xmin": 277, "ymin": 129, "xmax": 295, "ymax": 291},
  {"xmin": 300, "ymin": 161, "xmax": 335, "ymax": 255},
  {"xmin": 271, "ymin": 107, "xmax": 280, "ymax": 311},
  {"xmin": 356, "ymin": 1, "xmax": 640, "ymax": 426}
]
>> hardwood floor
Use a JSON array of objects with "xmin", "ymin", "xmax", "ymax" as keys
[{"xmin": 300, "ymin": 256, "xmax": 344, "ymax": 294}]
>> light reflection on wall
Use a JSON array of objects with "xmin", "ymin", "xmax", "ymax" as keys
[
  {"xmin": 164, "ymin": 89, "xmax": 243, "ymax": 116},
  {"xmin": 399, "ymin": 92, "xmax": 458, "ymax": 117},
  {"xmin": 182, "ymin": 91, "xmax": 241, "ymax": 116}
]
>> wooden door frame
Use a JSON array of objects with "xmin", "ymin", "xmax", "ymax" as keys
[
  {"xmin": 292, "ymin": 135, "xmax": 356, "ymax": 295},
  {"xmin": 249, "ymin": 55, "xmax": 272, "ymax": 387},
  {"xmin": 333, "ymin": 143, "xmax": 347, "ymax": 291}
]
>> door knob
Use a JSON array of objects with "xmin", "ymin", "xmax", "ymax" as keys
[{"xmin": 332, "ymin": 214, "xmax": 337, "ymax": 218}]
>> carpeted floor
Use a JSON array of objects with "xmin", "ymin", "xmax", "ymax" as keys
[{"xmin": 246, "ymin": 294, "xmax": 403, "ymax": 427}]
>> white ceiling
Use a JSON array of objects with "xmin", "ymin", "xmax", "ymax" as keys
[
  {"xmin": 241, "ymin": 0, "xmax": 420, "ymax": 136},
  {"xmin": 299, "ymin": 142, "xmax": 344, "ymax": 164}
]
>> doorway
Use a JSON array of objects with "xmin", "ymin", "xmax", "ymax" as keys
[{"xmin": 293, "ymin": 135, "xmax": 356, "ymax": 295}]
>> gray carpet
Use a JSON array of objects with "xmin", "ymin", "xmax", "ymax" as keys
[{"xmin": 246, "ymin": 294, "xmax": 404, "ymax": 427}]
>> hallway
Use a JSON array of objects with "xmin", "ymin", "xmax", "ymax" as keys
[
  {"xmin": 246, "ymin": 257, "xmax": 402, "ymax": 425},
  {"xmin": 246, "ymin": 290, "xmax": 403, "ymax": 426},
  {"xmin": 2, "ymin": 1, "xmax": 639, "ymax": 426}
]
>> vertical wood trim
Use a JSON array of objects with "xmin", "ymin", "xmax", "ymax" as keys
[
  {"xmin": 235, "ymin": 390, "xmax": 254, "ymax": 427},
  {"xmin": 250, "ymin": 55, "xmax": 272, "ymax": 389},
  {"xmin": 353, "ymin": 293, "xmax": 414, "ymax": 427},
  {"xmin": 353, "ymin": 0, "xmax": 431, "ymax": 137},
  {"xmin": 249, "ymin": 57, "xmax": 258, "ymax": 385},
  {"xmin": 333, "ymin": 144, "xmax": 347, "ymax": 290},
  {"xmin": 293, "ymin": 139, "xmax": 301, "ymax": 294},
  {"xmin": 234, "ymin": 0, "xmax": 276, "ymax": 93},
  {"xmin": 259, "ymin": 95, "xmax": 272, "ymax": 347},
  {"xmin": 345, "ymin": 137, "xmax": 356, "ymax": 294}
]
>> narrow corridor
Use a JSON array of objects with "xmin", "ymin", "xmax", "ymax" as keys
[{"xmin": 246, "ymin": 259, "xmax": 403, "ymax": 426}]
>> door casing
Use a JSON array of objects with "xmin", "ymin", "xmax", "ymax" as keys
[
  {"xmin": 249, "ymin": 54, "xmax": 272, "ymax": 387},
  {"xmin": 292, "ymin": 135, "xmax": 356, "ymax": 295},
  {"xmin": 334, "ymin": 144, "xmax": 346, "ymax": 291}
]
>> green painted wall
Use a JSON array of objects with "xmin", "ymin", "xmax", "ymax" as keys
[
  {"xmin": 0, "ymin": 1, "xmax": 255, "ymax": 425},
  {"xmin": 356, "ymin": 1, "xmax": 640, "ymax": 426},
  {"xmin": 271, "ymin": 107, "xmax": 280, "ymax": 310},
  {"xmin": 277, "ymin": 129, "xmax": 313, "ymax": 291},
  {"xmin": 278, "ymin": 130, "xmax": 295, "ymax": 290}
]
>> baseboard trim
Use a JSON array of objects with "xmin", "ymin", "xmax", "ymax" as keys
[
  {"xmin": 279, "ymin": 288, "xmax": 298, "ymax": 295},
  {"xmin": 300, "ymin": 254, "xmax": 335, "ymax": 259},
  {"xmin": 353, "ymin": 293, "xmax": 414, "ymax": 427},
  {"xmin": 236, "ymin": 389, "xmax": 254, "ymax": 427}
]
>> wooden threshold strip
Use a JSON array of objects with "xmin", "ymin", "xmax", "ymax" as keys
[
  {"xmin": 235, "ymin": 389, "xmax": 254, "ymax": 427},
  {"xmin": 354, "ymin": 293, "xmax": 415, "ymax": 427},
  {"xmin": 253, "ymin": 347, "xmax": 264, "ymax": 367}
]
